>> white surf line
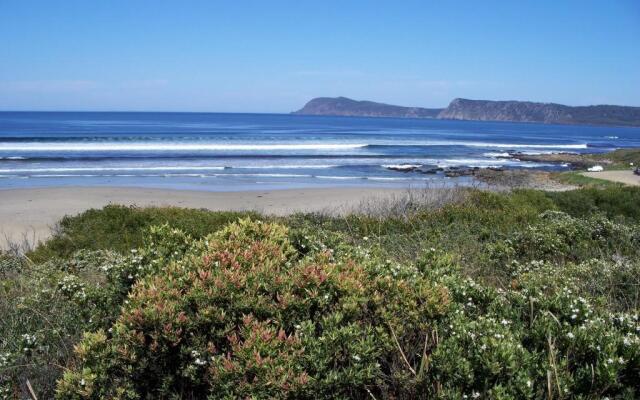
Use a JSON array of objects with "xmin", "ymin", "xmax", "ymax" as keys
[{"xmin": 0, "ymin": 143, "xmax": 368, "ymax": 151}]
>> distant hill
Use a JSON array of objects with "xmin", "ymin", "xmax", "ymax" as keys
[
  {"xmin": 293, "ymin": 96, "xmax": 640, "ymax": 126},
  {"xmin": 438, "ymin": 98, "xmax": 640, "ymax": 126},
  {"xmin": 292, "ymin": 97, "xmax": 442, "ymax": 118}
]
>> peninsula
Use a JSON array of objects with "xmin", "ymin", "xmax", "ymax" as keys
[
  {"xmin": 294, "ymin": 96, "xmax": 640, "ymax": 126},
  {"xmin": 292, "ymin": 96, "xmax": 442, "ymax": 118}
]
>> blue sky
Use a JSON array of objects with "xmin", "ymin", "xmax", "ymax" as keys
[{"xmin": 1, "ymin": 0, "xmax": 639, "ymax": 112}]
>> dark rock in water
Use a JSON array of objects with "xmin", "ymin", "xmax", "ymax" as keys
[
  {"xmin": 487, "ymin": 166, "xmax": 504, "ymax": 172},
  {"xmin": 511, "ymin": 152, "xmax": 597, "ymax": 169},
  {"xmin": 444, "ymin": 167, "xmax": 480, "ymax": 177},
  {"xmin": 385, "ymin": 164, "xmax": 422, "ymax": 172},
  {"xmin": 417, "ymin": 167, "xmax": 442, "ymax": 174}
]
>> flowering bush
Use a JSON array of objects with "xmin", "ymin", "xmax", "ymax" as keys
[
  {"xmin": 487, "ymin": 211, "xmax": 639, "ymax": 270},
  {"xmin": 53, "ymin": 218, "xmax": 640, "ymax": 399},
  {"xmin": 57, "ymin": 219, "xmax": 450, "ymax": 399},
  {"xmin": 0, "ymin": 250, "xmax": 119, "ymax": 398}
]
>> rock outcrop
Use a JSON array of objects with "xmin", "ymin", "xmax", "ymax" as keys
[
  {"xmin": 293, "ymin": 97, "xmax": 640, "ymax": 126},
  {"xmin": 292, "ymin": 97, "xmax": 442, "ymax": 118},
  {"xmin": 437, "ymin": 98, "xmax": 640, "ymax": 126}
]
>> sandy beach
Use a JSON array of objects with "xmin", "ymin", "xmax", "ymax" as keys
[
  {"xmin": 0, "ymin": 186, "xmax": 407, "ymax": 248},
  {"xmin": 582, "ymin": 170, "xmax": 640, "ymax": 186}
]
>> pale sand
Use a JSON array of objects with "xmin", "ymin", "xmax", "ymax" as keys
[
  {"xmin": 581, "ymin": 170, "xmax": 640, "ymax": 186},
  {"xmin": 0, "ymin": 186, "xmax": 406, "ymax": 248}
]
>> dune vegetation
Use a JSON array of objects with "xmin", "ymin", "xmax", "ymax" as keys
[{"xmin": 1, "ymin": 187, "xmax": 639, "ymax": 399}]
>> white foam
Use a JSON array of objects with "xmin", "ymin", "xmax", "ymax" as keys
[
  {"xmin": 483, "ymin": 152, "xmax": 511, "ymax": 158},
  {"xmin": 435, "ymin": 158, "xmax": 508, "ymax": 167},
  {"xmin": 456, "ymin": 142, "xmax": 588, "ymax": 149},
  {"xmin": 31, "ymin": 174, "xmax": 102, "ymax": 178},
  {"xmin": 231, "ymin": 164, "xmax": 337, "ymax": 169},
  {"xmin": 389, "ymin": 141, "xmax": 588, "ymax": 149},
  {"xmin": 0, "ymin": 166, "xmax": 226, "ymax": 173},
  {"xmin": 367, "ymin": 177, "xmax": 427, "ymax": 181},
  {"xmin": 382, "ymin": 164, "xmax": 423, "ymax": 170},
  {"xmin": 23, "ymin": 172, "xmax": 313, "ymax": 179},
  {"xmin": 0, "ymin": 143, "xmax": 367, "ymax": 152},
  {"xmin": 315, "ymin": 176, "xmax": 362, "ymax": 180},
  {"xmin": 216, "ymin": 173, "xmax": 312, "ymax": 178}
]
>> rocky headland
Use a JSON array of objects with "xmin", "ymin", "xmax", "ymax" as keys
[{"xmin": 294, "ymin": 97, "xmax": 640, "ymax": 126}]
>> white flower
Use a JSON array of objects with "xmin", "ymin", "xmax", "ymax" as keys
[
  {"xmin": 472, "ymin": 391, "xmax": 480, "ymax": 398},
  {"xmin": 566, "ymin": 332, "xmax": 575, "ymax": 339}
]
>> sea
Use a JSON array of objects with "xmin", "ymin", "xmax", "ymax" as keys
[{"xmin": 1, "ymin": 112, "xmax": 639, "ymax": 191}]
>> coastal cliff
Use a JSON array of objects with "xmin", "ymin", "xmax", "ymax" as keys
[
  {"xmin": 438, "ymin": 98, "xmax": 640, "ymax": 126},
  {"xmin": 293, "ymin": 96, "xmax": 640, "ymax": 126},
  {"xmin": 292, "ymin": 97, "xmax": 442, "ymax": 118}
]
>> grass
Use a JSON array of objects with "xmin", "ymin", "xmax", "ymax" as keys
[
  {"xmin": 594, "ymin": 148, "xmax": 640, "ymax": 168},
  {"xmin": 553, "ymin": 170, "xmax": 624, "ymax": 188}
]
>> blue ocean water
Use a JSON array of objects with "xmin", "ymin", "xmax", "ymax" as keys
[{"xmin": 1, "ymin": 112, "xmax": 639, "ymax": 191}]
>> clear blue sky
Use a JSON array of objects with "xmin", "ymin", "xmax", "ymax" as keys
[{"xmin": 1, "ymin": 0, "xmax": 639, "ymax": 112}]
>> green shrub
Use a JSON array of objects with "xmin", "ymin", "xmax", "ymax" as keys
[
  {"xmin": 52, "ymin": 219, "xmax": 640, "ymax": 399},
  {"xmin": 0, "ymin": 250, "xmax": 120, "ymax": 398},
  {"xmin": 547, "ymin": 186, "xmax": 640, "ymax": 221},
  {"xmin": 56, "ymin": 220, "xmax": 450, "ymax": 399},
  {"xmin": 417, "ymin": 250, "xmax": 640, "ymax": 399},
  {"xmin": 487, "ymin": 211, "xmax": 639, "ymax": 268},
  {"xmin": 4, "ymin": 186, "xmax": 640, "ymax": 399},
  {"xmin": 29, "ymin": 205, "xmax": 258, "ymax": 262}
]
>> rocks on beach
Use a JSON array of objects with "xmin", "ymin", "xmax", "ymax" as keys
[{"xmin": 384, "ymin": 164, "xmax": 502, "ymax": 177}]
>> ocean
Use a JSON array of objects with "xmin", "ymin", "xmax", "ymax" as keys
[{"xmin": 1, "ymin": 112, "xmax": 639, "ymax": 191}]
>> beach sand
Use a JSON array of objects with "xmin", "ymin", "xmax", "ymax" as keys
[
  {"xmin": 581, "ymin": 170, "xmax": 640, "ymax": 186},
  {"xmin": 0, "ymin": 186, "xmax": 406, "ymax": 248}
]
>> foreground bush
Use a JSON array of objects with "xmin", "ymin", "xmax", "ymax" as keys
[
  {"xmin": 0, "ymin": 250, "xmax": 121, "ymax": 398},
  {"xmin": 53, "ymin": 219, "xmax": 639, "ymax": 399},
  {"xmin": 56, "ymin": 219, "xmax": 450, "ymax": 399},
  {"xmin": 0, "ymin": 226, "xmax": 201, "ymax": 398}
]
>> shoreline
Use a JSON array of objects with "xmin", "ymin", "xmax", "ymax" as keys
[
  {"xmin": 0, "ymin": 186, "xmax": 410, "ymax": 248},
  {"xmin": 2, "ymin": 162, "xmax": 638, "ymax": 249}
]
